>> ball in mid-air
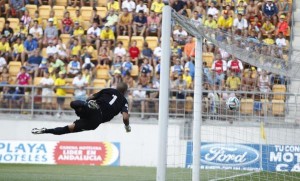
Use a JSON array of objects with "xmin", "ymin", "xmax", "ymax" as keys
[{"xmin": 226, "ymin": 97, "xmax": 240, "ymax": 111}]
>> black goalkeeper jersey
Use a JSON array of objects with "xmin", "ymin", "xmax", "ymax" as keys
[{"xmin": 92, "ymin": 88, "xmax": 128, "ymax": 122}]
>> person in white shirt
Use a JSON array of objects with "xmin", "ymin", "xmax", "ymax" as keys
[
  {"xmin": 153, "ymin": 42, "xmax": 162, "ymax": 60},
  {"xmin": 29, "ymin": 20, "xmax": 43, "ymax": 46},
  {"xmin": 68, "ymin": 55, "xmax": 81, "ymax": 77},
  {"xmin": 82, "ymin": 57, "xmax": 95, "ymax": 71},
  {"xmin": 129, "ymin": 83, "xmax": 146, "ymax": 118},
  {"xmin": 135, "ymin": 1, "xmax": 148, "ymax": 14},
  {"xmin": 39, "ymin": 71, "xmax": 54, "ymax": 111},
  {"xmin": 56, "ymin": 38, "xmax": 67, "ymax": 58},
  {"xmin": 0, "ymin": 56, "xmax": 7, "ymax": 73},
  {"xmin": 72, "ymin": 72, "xmax": 88, "ymax": 101},
  {"xmin": 191, "ymin": 11, "xmax": 202, "ymax": 27},
  {"xmin": 122, "ymin": 0, "xmax": 136, "ymax": 12},
  {"xmin": 275, "ymin": 32, "xmax": 287, "ymax": 48},
  {"xmin": 114, "ymin": 41, "xmax": 127, "ymax": 57},
  {"xmin": 173, "ymin": 26, "xmax": 188, "ymax": 45},
  {"xmin": 87, "ymin": 22, "xmax": 101, "ymax": 50},
  {"xmin": 233, "ymin": 13, "xmax": 248, "ymax": 36},
  {"xmin": 207, "ymin": 2, "xmax": 219, "ymax": 17},
  {"xmin": 46, "ymin": 42, "xmax": 58, "ymax": 57}
]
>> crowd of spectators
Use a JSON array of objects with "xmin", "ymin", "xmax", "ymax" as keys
[{"xmin": 0, "ymin": 0, "xmax": 293, "ymax": 118}]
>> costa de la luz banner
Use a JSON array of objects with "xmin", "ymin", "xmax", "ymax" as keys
[
  {"xmin": 186, "ymin": 142, "xmax": 300, "ymax": 172},
  {"xmin": 0, "ymin": 141, "xmax": 120, "ymax": 166}
]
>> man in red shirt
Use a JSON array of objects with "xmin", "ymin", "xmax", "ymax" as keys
[
  {"xmin": 128, "ymin": 40, "xmax": 140, "ymax": 64},
  {"xmin": 276, "ymin": 14, "xmax": 288, "ymax": 36},
  {"xmin": 227, "ymin": 56, "xmax": 243, "ymax": 77},
  {"xmin": 61, "ymin": 11, "xmax": 73, "ymax": 34},
  {"xmin": 211, "ymin": 54, "xmax": 227, "ymax": 88}
]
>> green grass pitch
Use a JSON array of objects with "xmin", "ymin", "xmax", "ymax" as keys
[{"xmin": 0, "ymin": 164, "xmax": 299, "ymax": 181}]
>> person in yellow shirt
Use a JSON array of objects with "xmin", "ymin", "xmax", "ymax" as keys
[
  {"xmin": 151, "ymin": 0, "xmax": 165, "ymax": 14},
  {"xmin": 217, "ymin": 11, "xmax": 233, "ymax": 30},
  {"xmin": 49, "ymin": 10, "xmax": 58, "ymax": 29},
  {"xmin": 82, "ymin": 40, "xmax": 94, "ymax": 60},
  {"xmin": 117, "ymin": 8, "xmax": 133, "ymax": 36},
  {"xmin": 72, "ymin": 22, "xmax": 84, "ymax": 40},
  {"xmin": 263, "ymin": 33, "xmax": 275, "ymax": 45},
  {"xmin": 55, "ymin": 71, "xmax": 67, "ymax": 118},
  {"xmin": 183, "ymin": 68, "xmax": 193, "ymax": 89},
  {"xmin": 0, "ymin": 36, "xmax": 11, "ymax": 61},
  {"xmin": 14, "ymin": 21, "xmax": 28, "ymax": 40},
  {"xmin": 71, "ymin": 38, "xmax": 82, "ymax": 56},
  {"xmin": 107, "ymin": 0, "xmax": 120, "ymax": 12},
  {"xmin": 100, "ymin": 26, "xmax": 115, "ymax": 41},
  {"xmin": 73, "ymin": 10, "xmax": 83, "ymax": 25},
  {"xmin": 12, "ymin": 37, "xmax": 25, "ymax": 63},
  {"xmin": 261, "ymin": 19, "xmax": 275, "ymax": 35},
  {"xmin": 226, "ymin": 72, "xmax": 241, "ymax": 91},
  {"xmin": 204, "ymin": 15, "xmax": 218, "ymax": 29},
  {"xmin": 34, "ymin": 11, "xmax": 43, "ymax": 27}
]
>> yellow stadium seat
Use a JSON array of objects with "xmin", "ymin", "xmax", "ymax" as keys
[
  {"xmin": 131, "ymin": 65, "xmax": 139, "ymax": 77},
  {"xmin": 65, "ymin": 78, "xmax": 74, "ymax": 94},
  {"xmin": 52, "ymin": 6, "xmax": 66, "ymax": 20},
  {"xmin": 131, "ymin": 36, "xmax": 144, "ymax": 50},
  {"xmin": 81, "ymin": 7, "xmax": 93, "ymax": 21},
  {"xmin": 185, "ymin": 96, "xmax": 193, "ymax": 113},
  {"xmin": 92, "ymin": 79, "xmax": 106, "ymax": 93},
  {"xmin": 96, "ymin": 7, "xmax": 107, "ymax": 18},
  {"xmin": 240, "ymin": 98, "xmax": 254, "ymax": 115},
  {"xmin": 56, "ymin": 0, "xmax": 68, "ymax": 6},
  {"xmin": 39, "ymin": 6, "xmax": 51, "ymax": 20},
  {"xmin": 60, "ymin": 34, "xmax": 71, "ymax": 45},
  {"xmin": 98, "ymin": 0, "xmax": 107, "ymax": 7},
  {"xmin": 273, "ymin": 85, "xmax": 286, "ymax": 100},
  {"xmin": 82, "ymin": 21, "xmax": 91, "ymax": 30},
  {"xmin": 66, "ymin": 6, "xmax": 78, "ymax": 18},
  {"xmin": 91, "ymin": 49, "xmax": 98, "ymax": 61},
  {"xmin": 25, "ymin": 4, "xmax": 37, "ymax": 19},
  {"xmin": 96, "ymin": 69, "xmax": 110, "ymax": 80},
  {"xmin": 7, "ymin": 18, "xmax": 19, "ymax": 31},
  {"xmin": 117, "ymin": 36, "xmax": 130, "ymax": 50},
  {"xmin": 9, "ymin": 61, "xmax": 21, "ymax": 77},
  {"xmin": 0, "ymin": 18, "xmax": 5, "ymax": 32},
  {"xmin": 272, "ymin": 100, "xmax": 285, "ymax": 116},
  {"xmin": 203, "ymin": 52, "xmax": 214, "ymax": 67},
  {"xmin": 41, "ymin": 48, "xmax": 47, "ymax": 57},
  {"xmin": 34, "ymin": 77, "xmax": 43, "ymax": 86},
  {"xmin": 145, "ymin": 36, "xmax": 158, "ymax": 50}
]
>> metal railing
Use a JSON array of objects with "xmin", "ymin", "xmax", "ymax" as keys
[{"xmin": 0, "ymin": 84, "xmax": 299, "ymax": 123}]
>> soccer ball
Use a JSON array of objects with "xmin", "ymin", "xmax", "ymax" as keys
[{"xmin": 226, "ymin": 97, "xmax": 240, "ymax": 111}]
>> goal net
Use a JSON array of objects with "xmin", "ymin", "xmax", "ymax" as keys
[{"xmin": 157, "ymin": 5, "xmax": 300, "ymax": 181}]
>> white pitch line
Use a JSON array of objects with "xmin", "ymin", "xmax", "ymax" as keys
[{"xmin": 209, "ymin": 171, "xmax": 258, "ymax": 181}]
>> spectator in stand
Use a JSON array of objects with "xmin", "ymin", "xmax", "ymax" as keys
[
  {"xmin": 82, "ymin": 40, "xmax": 94, "ymax": 60},
  {"xmin": 263, "ymin": 33, "xmax": 275, "ymax": 45},
  {"xmin": 38, "ymin": 58, "xmax": 48, "ymax": 76},
  {"xmin": 275, "ymin": 32, "xmax": 287, "ymax": 48},
  {"xmin": 114, "ymin": 41, "xmax": 127, "ymax": 58},
  {"xmin": 68, "ymin": 55, "xmax": 81, "ymax": 78},
  {"xmin": 211, "ymin": 54, "xmax": 227, "ymax": 88},
  {"xmin": 48, "ymin": 10, "xmax": 58, "ymax": 29},
  {"xmin": 29, "ymin": 20, "xmax": 43, "ymax": 48},
  {"xmin": 0, "ymin": 36, "xmax": 10, "ymax": 60},
  {"xmin": 207, "ymin": 2, "xmax": 219, "ymax": 17},
  {"xmin": 61, "ymin": 12, "xmax": 73, "ymax": 35},
  {"xmin": 261, "ymin": 18, "xmax": 275, "ymax": 35},
  {"xmin": 155, "ymin": 59, "xmax": 160, "ymax": 74},
  {"xmin": 203, "ymin": 61, "xmax": 213, "ymax": 85},
  {"xmin": 122, "ymin": 0, "xmax": 136, "ymax": 13},
  {"xmin": 39, "ymin": 71, "xmax": 54, "ymax": 111},
  {"xmin": 98, "ymin": 46, "xmax": 112, "ymax": 65},
  {"xmin": 140, "ymin": 58, "xmax": 153, "ymax": 77},
  {"xmin": 12, "ymin": 37, "xmax": 25, "ymax": 64},
  {"xmin": 123, "ymin": 71, "xmax": 134, "ymax": 88},
  {"xmin": 100, "ymin": 25, "xmax": 115, "ymax": 41},
  {"xmin": 12, "ymin": 67, "xmax": 30, "ymax": 112},
  {"xmin": 183, "ymin": 68, "xmax": 192, "ymax": 89},
  {"xmin": 73, "ymin": 72, "xmax": 88, "ymax": 101},
  {"xmin": 46, "ymin": 41, "xmax": 58, "ymax": 57},
  {"xmin": 171, "ymin": 58, "xmax": 183, "ymax": 77},
  {"xmin": 278, "ymin": 0, "xmax": 292, "ymax": 22},
  {"xmin": 233, "ymin": 13, "xmax": 248, "ymax": 36},
  {"xmin": 191, "ymin": 11, "xmax": 202, "ymax": 27},
  {"xmin": 87, "ymin": 21, "xmax": 101, "ymax": 51},
  {"xmin": 109, "ymin": 69, "xmax": 122, "ymax": 88},
  {"xmin": 171, "ymin": 41, "xmax": 182, "ymax": 58},
  {"xmin": 50, "ymin": 54, "xmax": 66, "ymax": 75},
  {"xmin": 82, "ymin": 57, "xmax": 95, "ymax": 71},
  {"xmin": 13, "ymin": 20, "xmax": 28, "ymax": 42},
  {"xmin": 136, "ymin": 0, "xmax": 148, "ymax": 14},
  {"xmin": 56, "ymin": 38, "xmax": 67, "ymax": 59},
  {"xmin": 129, "ymin": 83, "xmax": 146, "ymax": 118},
  {"xmin": 173, "ymin": 25, "xmax": 188, "ymax": 45},
  {"xmin": 151, "ymin": 0, "xmax": 165, "ymax": 14},
  {"xmin": 204, "ymin": 14, "xmax": 218, "ymax": 29},
  {"xmin": 171, "ymin": 0, "xmax": 187, "ymax": 16},
  {"xmin": 184, "ymin": 57, "xmax": 195, "ymax": 78},
  {"xmin": 117, "ymin": 8, "xmax": 133, "ymax": 37},
  {"xmin": 183, "ymin": 36, "xmax": 195, "ymax": 58},
  {"xmin": 227, "ymin": 56, "xmax": 243, "ymax": 77},
  {"xmin": 129, "ymin": 40, "xmax": 140, "ymax": 64},
  {"xmin": 73, "ymin": 10, "xmax": 83, "ymax": 26},
  {"xmin": 33, "ymin": 10, "xmax": 43, "ymax": 27},
  {"xmin": 153, "ymin": 41, "xmax": 162, "ymax": 61},
  {"xmin": 104, "ymin": 9, "xmax": 118, "ymax": 32},
  {"xmin": 26, "ymin": 49, "xmax": 43, "ymax": 77},
  {"xmin": 90, "ymin": 7, "xmax": 101, "ymax": 25},
  {"xmin": 217, "ymin": 10, "xmax": 233, "ymax": 31},
  {"xmin": 0, "ymin": 55, "xmax": 6, "ymax": 73},
  {"xmin": 235, "ymin": 0, "xmax": 246, "ymax": 15},
  {"xmin": 122, "ymin": 55, "xmax": 133, "ymax": 76},
  {"xmin": 7, "ymin": 0, "xmax": 25, "ymax": 18},
  {"xmin": 139, "ymin": 69, "xmax": 150, "ymax": 87},
  {"xmin": 175, "ymin": 73, "xmax": 187, "ymax": 106},
  {"xmin": 107, "ymin": 0, "xmax": 120, "ymax": 12},
  {"xmin": 226, "ymin": 72, "xmax": 241, "ymax": 91},
  {"xmin": 133, "ymin": 10, "xmax": 147, "ymax": 36},
  {"xmin": 72, "ymin": 22, "xmax": 84, "ymax": 42},
  {"xmin": 24, "ymin": 34, "xmax": 38, "ymax": 58},
  {"xmin": 246, "ymin": 0, "xmax": 259, "ymax": 21},
  {"xmin": 0, "ymin": 67, "xmax": 10, "ymax": 100},
  {"xmin": 248, "ymin": 15, "xmax": 262, "ymax": 39},
  {"xmin": 70, "ymin": 38, "xmax": 81, "ymax": 57},
  {"xmin": 54, "ymin": 71, "xmax": 67, "ymax": 118},
  {"xmin": 111, "ymin": 55, "xmax": 123, "ymax": 73},
  {"xmin": 146, "ymin": 10, "xmax": 161, "ymax": 37},
  {"xmin": 241, "ymin": 69, "xmax": 256, "ymax": 92},
  {"xmin": 262, "ymin": 0, "xmax": 278, "ymax": 19},
  {"xmin": 43, "ymin": 18, "xmax": 58, "ymax": 46},
  {"xmin": 275, "ymin": 15, "xmax": 289, "ymax": 36},
  {"xmin": 2, "ymin": 21, "xmax": 14, "ymax": 41},
  {"xmin": 258, "ymin": 70, "xmax": 271, "ymax": 93},
  {"xmin": 141, "ymin": 42, "xmax": 153, "ymax": 60}
]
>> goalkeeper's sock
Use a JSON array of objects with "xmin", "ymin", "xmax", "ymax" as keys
[{"xmin": 44, "ymin": 126, "xmax": 70, "ymax": 135}]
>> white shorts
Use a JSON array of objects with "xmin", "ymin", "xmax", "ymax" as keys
[{"xmin": 42, "ymin": 92, "xmax": 54, "ymax": 103}]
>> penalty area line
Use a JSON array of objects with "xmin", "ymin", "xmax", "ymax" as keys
[{"xmin": 209, "ymin": 171, "xmax": 258, "ymax": 181}]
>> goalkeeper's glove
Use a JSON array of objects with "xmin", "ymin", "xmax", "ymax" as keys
[
  {"xmin": 125, "ymin": 125, "xmax": 131, "ymax": 133},
  {"xmin": 87, "ymin": 100, "xmax": 100, "ymax": 109}
]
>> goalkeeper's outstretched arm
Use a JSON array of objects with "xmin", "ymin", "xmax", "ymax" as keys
[{"xmin": 122, "ymin": 112, "xmax": 131, "ymax": 132}]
